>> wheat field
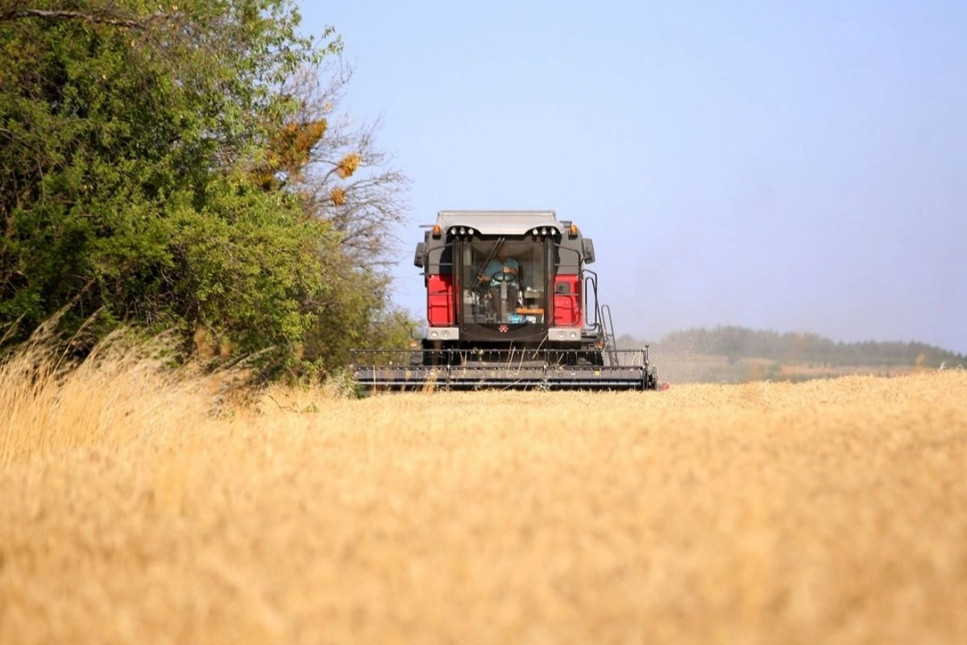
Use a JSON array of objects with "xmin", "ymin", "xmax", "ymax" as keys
[{"xmin": 1, "ymin": 350, "xmax": 965, "ymax": 644}]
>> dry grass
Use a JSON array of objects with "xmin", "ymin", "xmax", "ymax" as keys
[{"xmin": 1, "ymin": 348, "xmax": 965, "ymax": 644}]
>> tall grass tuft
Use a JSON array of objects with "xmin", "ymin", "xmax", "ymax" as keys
[{"xmin": 0, "ymin": 330, "xmax": 230, "ymax": 467}]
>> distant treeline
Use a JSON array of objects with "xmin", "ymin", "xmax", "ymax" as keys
[{"xmin": 619, "ymin": 326, "xmax": 965, "ymax": 368}]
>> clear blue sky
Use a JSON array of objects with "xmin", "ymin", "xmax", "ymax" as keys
[{"xmin": 299, "ymin": 1, "xmax": 966, "ymax": 354}]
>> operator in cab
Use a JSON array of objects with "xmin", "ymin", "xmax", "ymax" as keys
[{"xmin": 478, "ymin": 243, "xmax": 519, "ymax": 286}]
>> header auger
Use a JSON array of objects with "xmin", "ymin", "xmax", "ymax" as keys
[{"xmin": 352, "ymin": 210, "xmax": 659, "ymax": 392}]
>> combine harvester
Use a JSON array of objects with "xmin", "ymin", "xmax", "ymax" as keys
[{"xmin": 352, "ymin": 210, "xmax": 659, "ymax": 391}]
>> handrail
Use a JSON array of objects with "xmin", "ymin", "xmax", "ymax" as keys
[{"xmin": 582, "ymin": 269, "xmax": 599, "ymax": 332}]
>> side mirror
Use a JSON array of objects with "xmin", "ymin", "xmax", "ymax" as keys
[
  {"xmin": 582, "ymin": 238, "xmax": 595, "ymax": 264},
  {"xmin": 413, "ymin": 242, "xmax": 426, "ymax": 268}
]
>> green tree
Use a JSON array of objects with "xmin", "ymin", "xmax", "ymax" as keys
[{"xmin": 0, "ymin": 1, "xmax": 406, "ymax": 377}]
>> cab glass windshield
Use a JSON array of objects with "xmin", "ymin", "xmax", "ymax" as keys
[{"xmin": 460, "ymin": 239, "xmax": 546, "ymax": 325}]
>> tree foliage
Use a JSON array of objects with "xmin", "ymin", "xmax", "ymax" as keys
[{"xmin": 0, "ymin": 1, "xmax": 411, "ymax": 377}]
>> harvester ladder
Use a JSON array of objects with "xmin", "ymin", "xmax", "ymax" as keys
[
  {"xmin": 582, "ymin": 269, "xmax": 620, "ymax": 367},
  {"xmin": 600, "ymin": 304, "xmax": 620, "ymax": 366}
]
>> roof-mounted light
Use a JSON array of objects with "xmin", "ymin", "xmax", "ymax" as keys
[
  {"xmin": 569, "ymin": 224, "xmax": 579, "ymax": 237},
  {"xmin": 447, "ymin": 226, "xmax": 476, "ymax": 238},
  {"xmin": 529, "ymin": 226, "xmax": 562, "ymax": 238},
  {"xmin": 432, "ymin": 224, "xmax": 442, "ymax": 238}
]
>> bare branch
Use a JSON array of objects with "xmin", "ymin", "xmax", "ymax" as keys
[
  {"xmin": 280, "ymin": 61, "xmax": 411, "ymax": 270},
  {"xmin": 0, "ymin": 8, "xmax": 176, "ymax": 29}
]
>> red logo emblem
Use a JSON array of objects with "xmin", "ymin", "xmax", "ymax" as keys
[{"xmin": 498, "ymin": 324, "xmax": 509, "ymax": 333}]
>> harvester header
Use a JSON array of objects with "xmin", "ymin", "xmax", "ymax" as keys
[{"xmin": 352, "ymin": 210, "xmax": 659, "ymax": 391}]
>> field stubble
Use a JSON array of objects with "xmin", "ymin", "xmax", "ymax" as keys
[{"xmin": 1, "ymin": 349, "xmax": 965, "ymax": 644}]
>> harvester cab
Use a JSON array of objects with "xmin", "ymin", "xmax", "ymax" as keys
[{"xmin": 352, "ymin": 210, "xmax": 659, "ymax": 391}]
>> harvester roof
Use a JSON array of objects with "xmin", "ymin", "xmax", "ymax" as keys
[{"xmin": 435, "ymin": 210, "xmax": 563, "ymax": 236}]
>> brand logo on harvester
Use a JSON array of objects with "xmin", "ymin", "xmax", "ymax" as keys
[{"xmin": 498, "ymin": 325, "xmax": 509, "ymax": 333}]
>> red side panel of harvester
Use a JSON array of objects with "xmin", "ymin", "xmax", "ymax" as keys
[
  {"xmin": 426, "ymin": 274, "xmax": 454, "ymax": 326},
  {"xmin": 553, "ymin": 275, "xmax": 582, "ymax": 327}
]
